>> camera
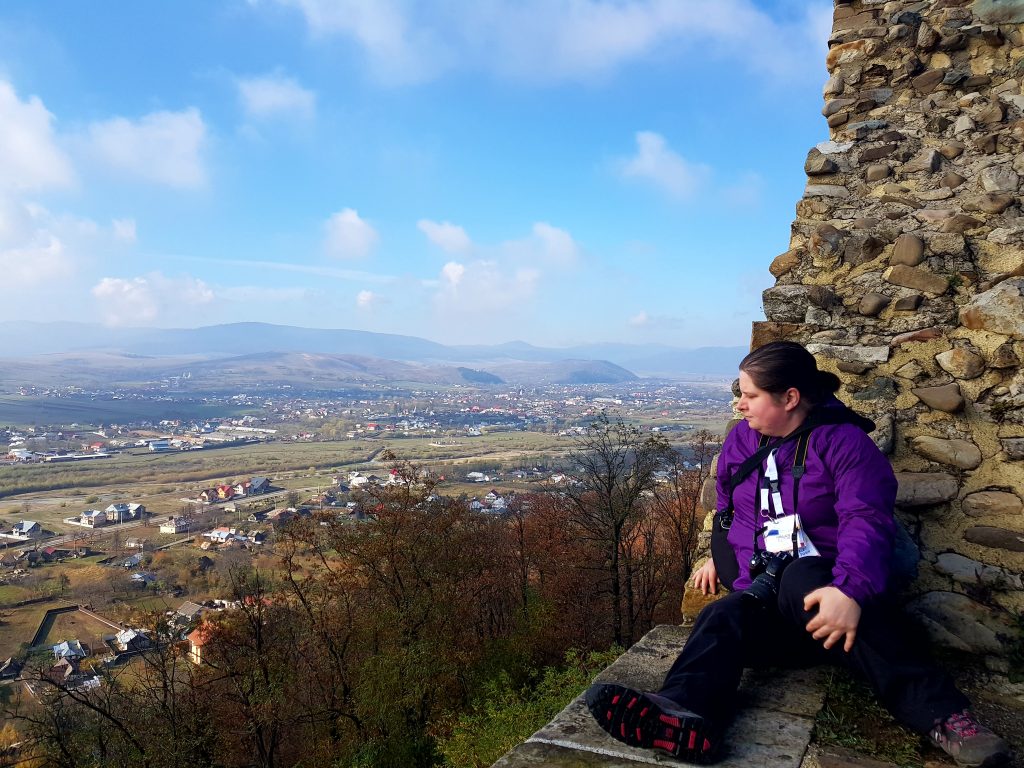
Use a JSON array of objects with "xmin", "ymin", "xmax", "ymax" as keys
[{"xmin": 743, "ymin": 550, "xmax": 794, "ymax": 604}]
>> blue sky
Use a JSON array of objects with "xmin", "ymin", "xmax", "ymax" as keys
[{"xmin": 0, "ymin": 0, "xmax": 833, "ymax": 348}]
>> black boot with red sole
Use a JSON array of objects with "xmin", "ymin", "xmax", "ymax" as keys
[{"xmin": 584, "ymin": 683, "xmax": 720, "ymax": 763}]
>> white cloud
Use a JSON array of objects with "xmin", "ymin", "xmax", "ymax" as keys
[
  {"xmin": 440, "ymin": 261, "xmax": 465, "ymax": 287},
  {"xmin": 268, "ymin": 0, "xmax": 446, "ymax": 84},
  {"xmin": 618, "ymin": 131, "xmax": 708, "ymax": 200},
  {"xmin": 325, "ymin": 208, "xmax": 379, "ymax": 259},
  {"xmin": 531, "ymin": 222, "xmax": 579, "ymax": 265},
  {"xmin": 0, "ymin": 198, "xmax": 76, "ymax": 287},
  {"xmin": 434, "ymin": 259, "xmax": 538, "ymax": 314},
  {"xmin": 262, "ymin": 0, "xmax": 831, "ymax": 84},
  {"xmin": 84, "ymin": 108, "xmax": 207, "ymax": 188},
  {"xmin": 417, "ymin": 219, "xmax": 472, "ymax": 255},
  {"xmin": 92, "ymin": 272, "xmax": 214, "ymax": 326},
  {"xmin": 112, "ymin": 218, "xmax": 137, "ymax": 243},
  {"xmin": 238, "ymin": 73, "xmax": 316, "ymax": 121},
  {"xmin": 356, "ymin": 289, "xmax": 379, "ymax": 309},
  {"xmin": 629, "ymin": 311, "xmax": 649, "ymax": 328},
  {"xmin": 0, "ymin": 80, "xmax": 74, "ymax": 191}
]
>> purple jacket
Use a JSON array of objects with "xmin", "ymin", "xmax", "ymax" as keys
[{"xmin": 716, "ymin": 401, "xmax": 897, "ymax": 605}]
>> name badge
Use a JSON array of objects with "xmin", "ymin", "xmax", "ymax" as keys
[{"xmin": 762, "ymin": 514, "xmax": 820, "ymax": 557}]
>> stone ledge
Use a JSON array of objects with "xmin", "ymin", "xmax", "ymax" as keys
[{"xmin": 493, "ymin": 625, "xmax": 826, "ymax": 767}]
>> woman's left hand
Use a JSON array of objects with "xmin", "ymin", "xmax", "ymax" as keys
[{"xmin": 803, "ymin": 586, "xmax": 861, "ymax": 652}]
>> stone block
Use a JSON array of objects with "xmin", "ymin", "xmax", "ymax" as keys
[
  {"xmin": 763, "ymin": 286, "xmax": 812, "ymax": 323},
  {"xmin": 941, "ymin": 172, "xmax": 967, "ymax": 188},
  {"xmin": 826, "ymin": 39, "xmax": 881, "ymax": 70},
  {"xmin": 935, "ymin": 348, "xmax": 985, "ymax": 379},
  {"xmin": 912, "ymin": 69, "xmax": 947, "ymax": 93},
  {"xmin": 700, "ymin": 477, "xmax": 716, "ymax": 513},
  {"xmin": 939, "ymin": 141, "xmax": 966, "ymax": 159},
  {"xmin": 750, "ymin": 322, "xmax": 802, "ymax": 351},
  {"xmin": 907, "ymin": 591, "xmax": 1012, "ymax": 654},
  {"xmin": 893, "ymin": 294, "xmax": 924, "ymax": 311},
  {"xmin": 911, "ymin": 382, "xmax": 965, "ymax": 412},
  {"xmin": 860, "ymin": 144, "xmax": 900, "ymax": 162},
  {"xmin": 960, "ymin": 278, "xmax": 1024, "ymax": 338},
  {"xmin": 973, "ymin": 0, "xmax": 1024, "ymax": 25},
  {"xmin": 890, "ymin": 234, "xmax": 925, "ymax": 266},
  {"xmin": 769, "ymin": 248, "xmax": 802, "ymax": 278},
  {"xmin": 940, "ymin": 214, "xmax": 983, "ymax": 234},
  {"xmin": 963, "ymin": 193, "xmax": 1016, "ymax": 214},
  {"xmin": 495, "ymin": 625, "xmax": 825, "ymax": 768},
  {"xmin": 894, "ymin": 472, "xmax": 959, "ymax": 506},
  {"xmin": 858, "ymin": 292, "xmax": 890, "ymax": 316},
  {"xmin": 911, "ymin": 436, "xmax": 982, "ymax": 469},
  {"xmin": 844, "ymin": 235, "xmax": 885, "ymax": 265},
  {"xmin": 883, "ymin": 265, "xmax": 949, "ymax": 295},
  {"xmin": 805, "ymin": 149, "xmax": 839, "ymax": 176},
  {"xmin": 991, "ymin": 342, "xmax": 1020, "ymax": 369},
  {"xmin": 805, "ymin": 184, "xmax": 850, "ymax": 198},
  {"xmin": 980, "ymin": 165, "xmax": 1019, "ymax": 194},
  {"xmin": 805, "ymin": 344, "xmax": 890, "ymax": 365},
  {"xmin": 962, "ymin": 490, "xmax": 1024, "ymax": 517},
  {"xmin": 1002, "ymin": 437, "xmax": 1024, "ymax": 460},
  {"xmin": 892, "ymin": 327, "xmax": 943, "ymax": 345},
  {"xmin": 935, "ymin": 553, "xmax": 1024, "ymax": 590},
  {"xmin": 871, "ymin": 413, "xmax": 895, "ymax": 455},
  {"xmin": 864, "ymin": 163, "xmax": 890, "ymax": 181},
  {"xmin": 903, "ymin": 148, "xmax": 942, "ymax": 173},
  {"xmin": 964, "ymin": 525, "xmax": 1024, "ymax": 552}
]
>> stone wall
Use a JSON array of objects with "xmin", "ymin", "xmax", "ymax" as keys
[{"xmin": 696, "ymin": 0, "xmax": 1024, "ymax": 670}]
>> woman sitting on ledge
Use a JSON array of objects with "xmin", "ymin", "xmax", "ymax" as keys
[{"xmin": 585, "ymin": 341, "xmax": 1011, "ymax": 768}]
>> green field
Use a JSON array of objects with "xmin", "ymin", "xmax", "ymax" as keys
[{"xmin": 0, "ymin": 394, "xmax": 253, "ymax": 428}]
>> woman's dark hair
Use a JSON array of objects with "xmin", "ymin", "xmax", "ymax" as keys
[{"xmin": 739, "ymin": 341, "xmax": 840, "ymax": 406}]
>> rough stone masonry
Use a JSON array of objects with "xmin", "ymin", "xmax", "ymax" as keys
[{"xmin": 694, "ymin": 0, "xmax": 1024, "ymax": 672}]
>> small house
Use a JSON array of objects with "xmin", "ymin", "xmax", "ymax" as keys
[
  {"xmin": 0, "ymin": 657, "xmax": 22, "ymax": 679},
  {"xmin": 11, "ymin": 521, "xmax": 41, "ymax": 539},
  {"xmin": 187, "ymin": 623, "xmax": 215, "ymax": 665},
  {"xmin": 160, "ymin": 517, "xmax": 189, "ymax": 534},
  {"xmin": 105, "ymin": 502, "xmax": 145, "ymax": 523},
  {"xmin": 177, "ymin": 601, "xmax": 205, "ymax": 622},
  {"xmin": 81, "ymin": 510, "xmax": 107, "ymax": 527},
  {"xmin": 53, "ymin": 639, "xmax": 87, "ymax": 660},
  {"xmin": 114, "ymin": 629, "xmax": 149, "ymax": 653}
]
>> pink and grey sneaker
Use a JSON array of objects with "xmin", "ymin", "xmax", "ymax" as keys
[
  {"xmin": 584, "ymin": 683, "xmax": 720, "ymax": 763},
  {"xmin": 929, "ymin": 710, "xmax": 1012, "ymax": 768}
]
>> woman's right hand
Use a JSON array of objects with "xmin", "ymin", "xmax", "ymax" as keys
[{"xmin": 692, "ymin": 559, "xmax": 718, "ymax": 595}]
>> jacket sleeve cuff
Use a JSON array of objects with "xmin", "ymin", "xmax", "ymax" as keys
[{"xmin": 831, "ymin": 574, "xmax": 867, "ymax": 606}]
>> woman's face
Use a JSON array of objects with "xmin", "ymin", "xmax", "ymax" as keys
[{"xmin": 737, "ymin": 370, "xmax": 801, "ymax": 437}]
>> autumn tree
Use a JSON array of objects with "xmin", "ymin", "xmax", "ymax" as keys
[
  {"xmin": 649, "ymin": 429, "xmax": 718, "ymax": 589},
  {"xmin": 560, "ymin": 413, "xmax": 673, "ymax": 646}
]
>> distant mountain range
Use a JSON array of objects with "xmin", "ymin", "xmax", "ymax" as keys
[{"xmin": 0, "ymin": 322, "xmax": 745, "ymax": 387}]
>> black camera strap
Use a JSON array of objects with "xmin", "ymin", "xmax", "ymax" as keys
[
  {"xmin": 712, "ymin": 403, "xmax": 875, "ymax": 590},
  {"xmin": 718, "ymin": 421, "xmax": 816, "ymax": 530}
]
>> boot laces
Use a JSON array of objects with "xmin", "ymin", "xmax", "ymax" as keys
[{"xmin": 943, "ymin": 711, "xmax": 979, "ymax": 741}]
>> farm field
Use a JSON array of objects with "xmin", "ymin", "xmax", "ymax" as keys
[
  {"xmin": 0, "ymin": 394, "xmax": 252, "ymax": 428},
  {"xmin": 0, "ymin": 423, "xmax": 727, "ymax": 534},
  {"xmin": 0, "ymin": 602, "xmax": 52, "ymax": 659},
  {"xmin": 36, "ymin": 608, "xmax": 116, "ymax": 652}
]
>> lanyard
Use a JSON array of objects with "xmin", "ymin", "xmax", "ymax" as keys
[
  {"xmin": 752, "ymin": 432, "xmax": 812, "ymax": 557},
  {"xmin": 759, "ymin": 449, "xmax": 786, "ymax": 520}
]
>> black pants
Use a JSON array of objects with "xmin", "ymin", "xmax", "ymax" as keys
[{"xmin": 658, "ymin": 557, "xmax": 969, "ymax": 734}]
